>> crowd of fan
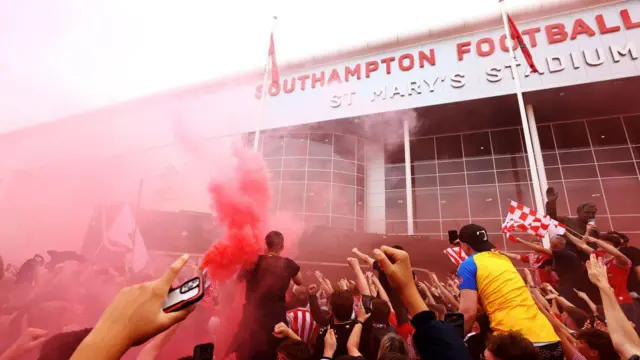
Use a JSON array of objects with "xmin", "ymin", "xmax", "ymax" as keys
[{"xmin": 1, "ymin": 190, "xmax": 640, "ymax": 360}]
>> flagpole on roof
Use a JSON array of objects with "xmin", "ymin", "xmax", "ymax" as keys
[
  {"xmin": 253, "ymin": 16, "xmax": 278, "ymax": 152},
  {"xmin": 499, "ymin": 1, "xmax": 546, "ymax": 246}
]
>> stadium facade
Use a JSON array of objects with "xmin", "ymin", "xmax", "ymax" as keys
[{"xmin": 1, "ymin": 0, "xmax": 639, "ymax": 259}]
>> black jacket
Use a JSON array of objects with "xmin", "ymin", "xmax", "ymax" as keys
[{"xmin": 411, "ymin": 310, "xmax": 472, "ymax": 360}]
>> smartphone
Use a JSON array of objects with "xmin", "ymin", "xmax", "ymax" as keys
[
  {"xmin": 193, "ymin": 342, "xmax": 214, "ymax": 360},
  {"xmin": 448, "ymin": 230, "xmax": 459, "ymax": 244},
  {"xmin": 163, "ymin": 276, "xmax": 205, "ymax": 313},
  {"xmin": 361, "ymin": 295, "xmax": 372, "ymax": 314},
  {"xmin": 444, "ymin": 312, "xmax": 465, "ymax": 338}
]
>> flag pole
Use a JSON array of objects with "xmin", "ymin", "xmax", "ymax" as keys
[
  {"xmin": 499, "ymin": 1, "xmax": 547, "ymax": 247},
  {"xmin": 131, "ymin": 179, "xmax": 144, "ymax": 254},
  {"xmin": 253, "ymin": 16, "xmax": 278, "ymax": 152}
]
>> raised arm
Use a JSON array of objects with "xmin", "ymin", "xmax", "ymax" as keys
[
  {"xmin": 515, "ymin": 237, "xmax": 552, "ymax": 256},
  {"xmin": 585, "ymin": 236, "xmax": 632, "ymax": 268},
  {"xmin": 565, "ymin": 231, "xmax": 594, "ymax": 255},
  {"xmin": 432, "ymin": 273, "xmax": 459, "ymax": 310},
  {"xmin": 587, "ymin": 253, "xmax": 640, "ymax": 359},
  {"xmin": 498, "ymin": 250, "xmax": 527, "ymax": 262},
  {"xmin": 308, "ymin": 285, "xmax": 331, "ymax": 327},
  {"xmin": 347, "ymin": 258, "xmax": 370, "ymax": 296}
]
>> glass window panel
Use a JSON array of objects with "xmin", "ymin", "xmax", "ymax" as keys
[
  {"xmin": 498, "ymin": 183, "xmax": 533, "ymax": 209},
  {"xmin": 545, "ymin": 167, "xmax": 562, "ymax": 181},
  {"xmin": 282, "ymin": 157, "xmax": 307, "ymax": 170},
  {"xmin": 623, "ymin": 115, "xmax": 640, "ymax": 145},
  {"xmin": 357, "ymin": 138, "xmax": 366, "ymax": 163},
  {"xmin": 547, "ymin": 181, "xmax": 570, "ymax": 217},
  {"xmin": 436, "ymin": 135, "xmax": 463, "ymax": 160},
  {"xmin": 610, "ymin": 215, "xmax": 640, "ymax": 233},
  {"xmin": 334, "ymin": 159, "xmax": 356, "ymax": 173},
  {"xmin": 439, "ymin": 187, "xmax": 470, "ymax": 219},
  {"xmin": 441, "ymin": 219, "xmax": 468, "ymax": 233},
  {"xmin": 265, "ymin": 158, "xmax": 282, "ymax": 170},
  {"xmin": 385, "ymin": 191, "xmax": 407, "ymax": 221},
  {"xmin": 496, "ymin": 169, "xmax": 529, "ymax": 184},
  {"xmin": 413, "ymin": 176, "xmax": 438, "ymax": 189},
  {"xmin": 386, "ymin": 221, "xmax": 408, "ymax": 234},
  {"xmin": 263, "ymin": 135, "xmax": 284, "ymax": 158},
  {"xmin": 466, "ymin": 171, "xmax": 496, "ymax": 186},
  {"xmin": 307, "ymin": 158, "xmax": 332, "ymax": 170},
  {"xmin": 594, "ymin": 148, "xmax": 633, "ymax": 163},
  {"xmin": 470, "ymin": 218, "xmax": 503, "ymax": 234},
  {"xmin": 333, "ymin": 172, "xmax": 356, "ymax": 186},
  {"xmin": 438, "ymin": 174, "xmax": 466, "ymax": 187},
  {"xmin": 334, "ymin": 134, "xmax": 357, "ymax": 161},
  {"xmin": 558, "ymin": 150, "xmax": 595, "ymax": 165},
  {"xmin": 587, "ymin": 117, "xmax": 627, "ymax": 147},
  {"xmin": 307, "ymin": 170, "xmax": 332, "ymax": 183},
  {"xmin": 305, "ymin": 183, "xmax": 331, "ymax": 214},
  {"xmin": 438, "ymin": 160, "xmax": 465, "ymax": 174},
  {"xmin": 385, "ymin": 177, "xmax": 406, "ymax": 190},
  {"xmin": 598, "ymin": 162, "xmax": 638, "ymax": 178},
  {"xmin": 537, "ymin": 125, "xmax": 556, "ymax": 152},
  {"xmin": 356, "ymin": 175, "xmax": 365, "ymax": 189},
  {"xmin": 542, "ymin": 153, "xmax": 559, "ymax": 167},
  {"xmin": 269, "ymin": 182, "xmax": 280, "ymax": 211},
  {"xmin": 494, "ymin": 155, "xmax": 527, "ymax": 170},
  {"xmin": 385, "ymin": 165, "xmax": 405, "ymax": 178},
  {"xmin": 269, "ymin": 169, "xmax": 282, "ymax": 182},
  {"xmin": 553, "ymin": 121, "xmax": 590, "ymax": 150},
  {"xmin": 305, "ymin": 214, "xmax": 330, "ymax": 228},
  {"xmin": 279, "ymin": 182, "xmax": 305, "ymax": 213},
  {"xmin": 634, "ymin": 146, "xmax": 640, "ymax": 159},
  {"xmin": 284, "ymin": 133, "xmax": 309, "ymax": 157},
  {"xmin": 332, "ymin": 216, "xmax": 355, "ymax": 231},
  {"xmin": 602, "ymin": 178, "xmax": 640, "ymax": 215},
  {"xmin": 411, "ymin": 137, "xmax": 436, "ymax": 162},
  {"xmin": 491, "ymin": 128, "xmax": 524, "ymax": 155},
  {"xmin": 465, "ymin": 158, "xmax": 495, "ymax": 172},
  {"xmin": 412, "ymin": 162, "xmax": 437, "ymax": 176},
  {"xmin": 468, "ymin": 186, "xmax": 501, "ymax": 219},
  {"xmin": 332, "ymin": 185, "xmax": 356, "ymax": 217},
  {"xmin": 282, "ymin": 170, "xmax": 306, "ymax": 182},
  {"xmin": 414, "ymin": 220, "xmax": 441, "ymax": 234},
  {"xmin": 385, "ymin": 145, "xmax": 405, "ymax": 165},
  {"xmin": 564, "ymin": 180, "xmax": 607, "ymax": 216},
  {"xmin": 562, "ymin": 165, "xmax": 599, "ymax": 180},
  {"xmin": 413, "ymin": 188, "xmax": 440, "ymax": 220},
  {"xmin": 357, "ymin": 163, "xmax": 365, "ymax": 176},
  {"xmin": 308, "ymin": 133, "xmax": 334, "ymax": 158},
  {"xmin": 356, "ymin": 188, "xmax": 365, "ymax": 218},
  {"xmin": 462, "ymin": 132, "xmax": 492, "ymax": 158},
  {"xmin": 356, "ymin": 218, "xmax": 365, "ymax": 232}
]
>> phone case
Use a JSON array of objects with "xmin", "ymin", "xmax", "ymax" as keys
[{"xmin": 163, "ymin": 276, "xmax": 205, "ymax": 313}]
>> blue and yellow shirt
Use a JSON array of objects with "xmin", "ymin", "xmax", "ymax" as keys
[{"xmin": 457, "ymin": 251, "xmax": 559, "ymax": 343}]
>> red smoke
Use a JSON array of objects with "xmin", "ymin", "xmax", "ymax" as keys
[{"xmin": 202, "ymin": 146, "xmax": 270, "ymax": 282}]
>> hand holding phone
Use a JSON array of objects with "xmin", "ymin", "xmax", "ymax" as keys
[
  {"xmin": 163, "ymin": 276, "xmax": 205, "ymax": 313},
  {"xmin": 193, "ymin": 342, "xmax": 214, "ymax": 360}
]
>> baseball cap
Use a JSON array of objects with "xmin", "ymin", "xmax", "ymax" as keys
[{"xmin": 458, "ymin": 224, "xmax": 495, "ymax": 252}]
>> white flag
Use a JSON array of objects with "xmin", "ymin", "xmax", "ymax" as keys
[{"xmin": 107, "ymin": 204, "xmax": 149, "ymax": 272}]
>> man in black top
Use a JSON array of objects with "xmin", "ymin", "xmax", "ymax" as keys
[
  {"xmin": 545, "ymin": 187, "xmax": 599, "ymax": 254},
  {"xmin": 233, "ymin": 231, "xmax": 303, "ymax": 360},
  {"xmin": 515, "ymin": 235, "xmax": 600, "ymax": 312},
  {"xmin": 309, "ymin": 288, "xmax": 356, "ymax": 359}
]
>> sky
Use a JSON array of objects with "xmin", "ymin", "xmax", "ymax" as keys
[{"xmin": 0, "ymin": 0, "xmax": 530, "ymax": 134}]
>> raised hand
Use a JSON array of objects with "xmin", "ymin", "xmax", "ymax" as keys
[
  {"xmin": 308, "ymin": 284, "xmax": 319, "ymax": 296},
  {"xmin": 586, "ymin": 253, "xmax": 610, "ymax": 289},
  {"xmin": 371, "ymin": 246, "xmax": 414, "ymax": 291},
  {"xmin": 352, "ymin": 248, "xmax": 375, "ymax": 267}
]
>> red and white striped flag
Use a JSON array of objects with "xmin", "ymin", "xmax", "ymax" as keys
[
  {"xmin": 286, "ymin": 307, "xmax": 318, "ymax": 344},
  {"xmin": 444, "ymin": 246, "xmax": 468, "ymax": 267},
  {"xmin": 267, "ymin": 33, "xmax": 279, "ymax": 83},
  {"xmin": 501, "ymin": 201, "xmax": 565, "ymax": 242},
  {"xmin": 506, "ymin": 14, "xmax": 539, "ymax": 73}
]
